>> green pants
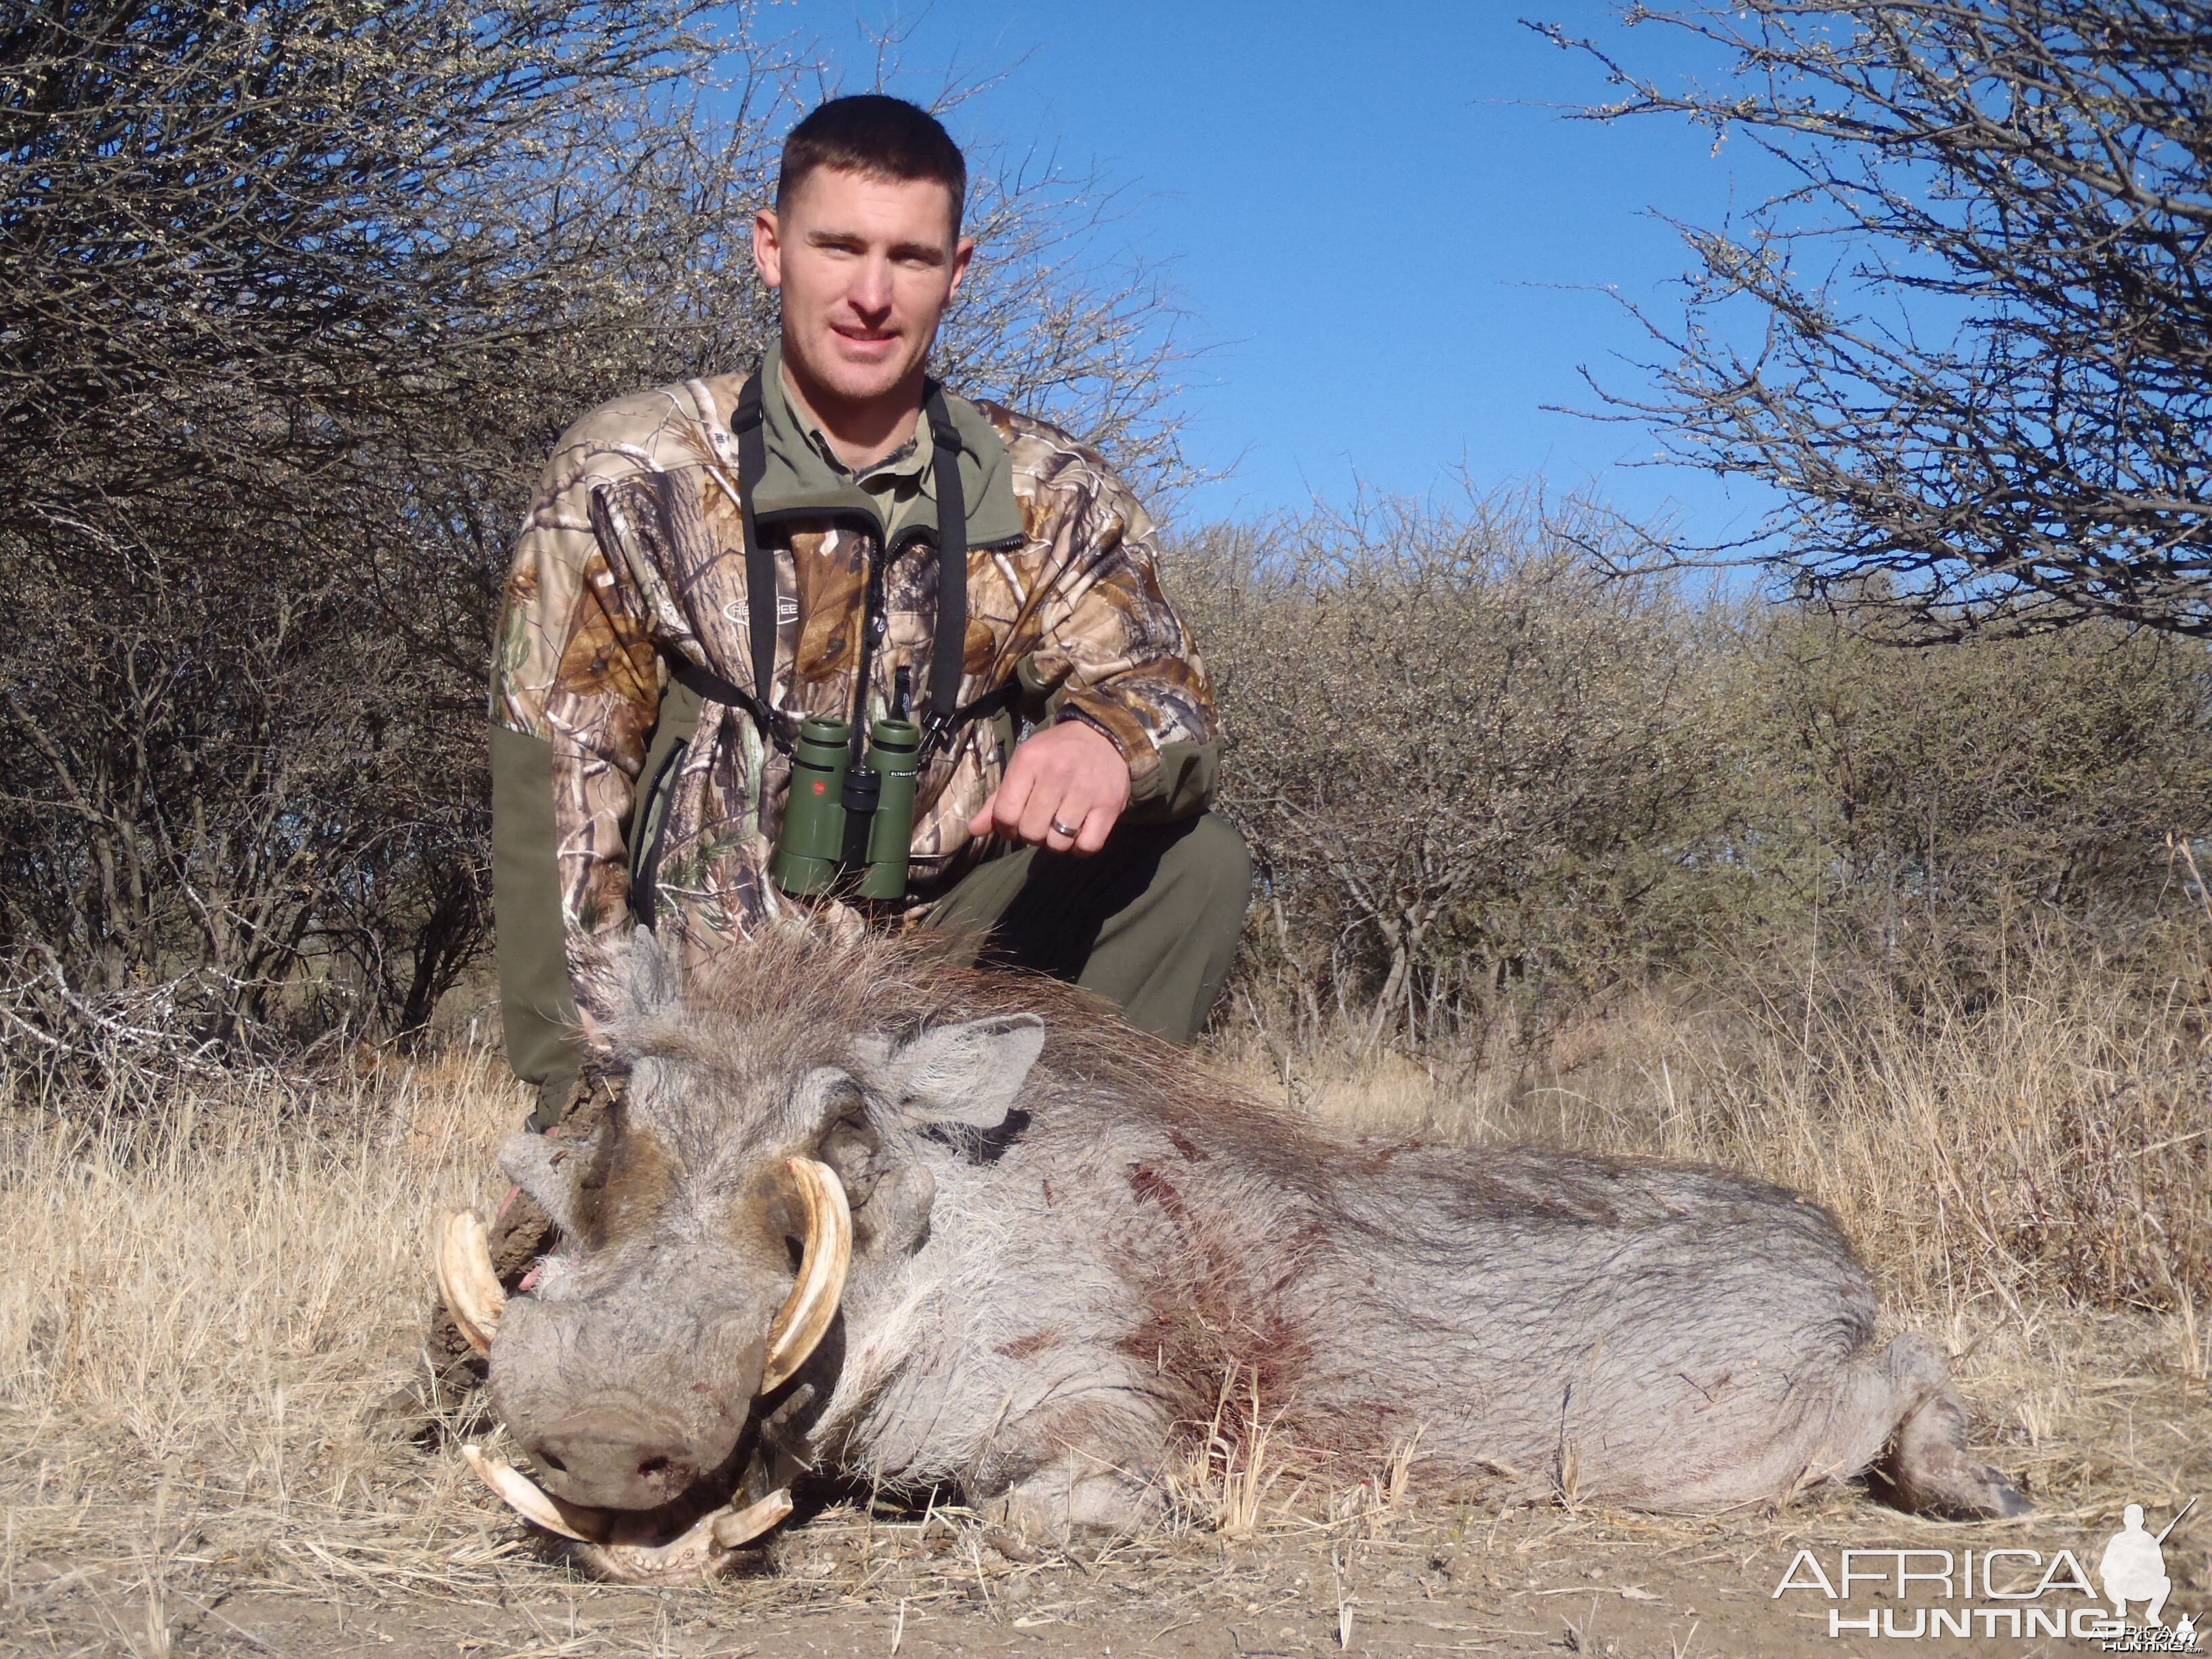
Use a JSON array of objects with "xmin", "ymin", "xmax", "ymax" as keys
[{"xmin": 921, "ymin": 811, "xmax": 1252, "ymax": 1045}]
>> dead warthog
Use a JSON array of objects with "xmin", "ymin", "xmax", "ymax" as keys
[{"xmin": 436, "ymin": 930, "xmax": 2028, "ymax": 1582}]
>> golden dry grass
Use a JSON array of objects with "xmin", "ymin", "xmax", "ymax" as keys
[
  {"xmin": 1, "ymin": 961, "xmax": 2207, "ymax": 1656},
  {"xmin": 1237, "ymin": 954, "xmax": 2212, "ymax": 1316}
]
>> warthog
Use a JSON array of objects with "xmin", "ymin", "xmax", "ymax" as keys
[{"xmin": 438, "ymin": 930, "xmax": 2028, "ymax": 1582}]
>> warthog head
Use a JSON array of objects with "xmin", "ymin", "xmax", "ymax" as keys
[{"xmin": 436, "ymin": 928, "xmax": 1049, "ymax": 1579}]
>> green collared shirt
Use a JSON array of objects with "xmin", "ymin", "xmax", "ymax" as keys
[
  {"xmin": 773, "ymin": 356, "xmax": 940, "ymax": 544},
  {"xmin": 744, "ymin": 340, "xmax": 1026, "ymax": 551}
]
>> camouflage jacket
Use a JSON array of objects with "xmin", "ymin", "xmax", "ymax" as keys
[{"xmin": 489, "ymin": 349, "xmax": 1219, "ymax": 1083}]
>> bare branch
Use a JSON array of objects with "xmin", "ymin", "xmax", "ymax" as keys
[{"xmin": 1534, "ymin": 0, "xmax": 2212, "ymax": 638}]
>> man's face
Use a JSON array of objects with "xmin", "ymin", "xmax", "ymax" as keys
[{"xmin": 753, "ymin": 167, "xmax": 975, "ymax": 411}]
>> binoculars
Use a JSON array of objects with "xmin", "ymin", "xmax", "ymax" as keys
[{"xmin": 770, "ymin": 714, "xmax": 922, "ymax": 901}]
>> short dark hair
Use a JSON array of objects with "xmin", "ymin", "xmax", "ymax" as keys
[{"xmin": 775, "ymin": 95, "xmax": 967, "ymax": 235}]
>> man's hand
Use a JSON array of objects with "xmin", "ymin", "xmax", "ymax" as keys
[{"xmin": 968, "ymin": 719, "xmax": 1130, "ymax": 855}]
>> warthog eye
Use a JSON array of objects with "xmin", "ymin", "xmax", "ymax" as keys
[{"xmin": 538, "ymin": 1451, "xmax": 568, "ymax": 1473}]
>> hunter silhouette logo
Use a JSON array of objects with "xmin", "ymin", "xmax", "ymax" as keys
[
  {"xmin": 2102, "ymin": 1502, "xmax": 2182, "ymax": 1624},
  {"xmin": 2094, "ymin": 1498, "xmax": 2197, "ymax": 1652}
]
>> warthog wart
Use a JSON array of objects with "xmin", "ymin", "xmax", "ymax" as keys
[{"xmin": 438, "ymin": 929, "xmax": 2030, "ymax": 1582}]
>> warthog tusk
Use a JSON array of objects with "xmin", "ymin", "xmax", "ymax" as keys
[
  {"xmin": 575, "ymin": 1488, "xmax": 794, "ymax": 1583},
  {"xmin": 760, "ymin": 1157, "xmax": 851, "ymax": 1393},
  {"xmin": 710, "ymin": 1489, "xmax": 795, "ymax": 1547},
  {"xmin": 462, "ymin": 1444, "xmax": 609, "ymax": 1543},
  {"xmin": 462, "ymin": 1447, "xmax": 794, "ymax": 1580},
  {"xmin": 434, "ymin": 1209, "xmax": 506, "ymax": 1355}
]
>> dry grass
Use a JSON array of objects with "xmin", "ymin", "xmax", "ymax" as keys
[
  {"xmin": 1238, "ymin": 953, "xmax": 2212, "ymax": 1317},
  {"xmin": 2, "ymin": 959, "xmax": 2209, "ymax": 1655},
  {"xmin": 0, "ymin": 1049, "xmax": 523, "ymax": 1635}
]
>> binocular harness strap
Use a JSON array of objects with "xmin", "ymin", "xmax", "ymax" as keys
[
  {"xmin": 677, "ymin": 369, "xmax": 994, "ymax": 764},
  {"xmin": 732, "ymin": 373, "xmax": 781, "ymax": 723},
  {"xmin": 922, "ymin": 386, "xmax": 968, "ymax": 738},
  {"xmin": 664, "ymin": 653, "xmax": 792, "ymax": 756}
]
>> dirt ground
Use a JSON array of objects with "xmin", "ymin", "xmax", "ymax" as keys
[
  {"xmin": 3, "ymin": 1482, "xmax": 2203, "ymax": 1659},
  {"xmin": 4, "ymin": 1305, "xmax": 2205, "ymax": 1659}
]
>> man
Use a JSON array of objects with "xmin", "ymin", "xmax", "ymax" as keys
[{"xmin": 489, "ymin": 95, "xmax": 1249, "ymax": 1137}]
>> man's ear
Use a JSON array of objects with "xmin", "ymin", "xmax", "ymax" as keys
[
  {"xmin": 876, "ymin": 1014, "xmax": 1045, "ymax": 1129},
  {"xmin": 752, "ymin": 206, "xmax": 783, "ymax": 289},
  {"xmin": 947, "ymin": 232, "xmax": 977, "ymax": 302}
]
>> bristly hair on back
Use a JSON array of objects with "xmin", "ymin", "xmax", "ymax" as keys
[
  {"xmin": 775, "ymin": 94, "xmax": 966, "ymax": 235},
  {"xmin": 581, "ymin": 922, "xmax": 1284, "ymax": 1139}
]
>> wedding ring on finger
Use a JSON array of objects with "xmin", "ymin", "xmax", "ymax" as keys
[{"xmin": 1050, "ymin": 819, "xmax": 1080, "ymax": 838}]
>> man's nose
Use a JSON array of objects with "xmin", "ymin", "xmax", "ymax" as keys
[{"xmin": 848, "ymin": 254, "xmax": 894, "ymax": 316}]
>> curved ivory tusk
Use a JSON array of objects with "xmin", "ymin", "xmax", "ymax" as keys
[
  {"xmin": 572, "ymin": 1491, "xmax": 794, "ymax": 1584},
  {"xmin": 710, "ymin": 1488, "xmax": 794, "ymax": 1548},
  {"xmin": 462, "ymin": 1444, "xmax": 609, "ymax": 1543},
  {"xmin": 434, "ymin": 1209, "xmax": 506, "ymax": 1355},
  {"xmin": 461, "ymin": 1444, "xmax": 792, "ymax": 1582},
  {"xmin": 760, "ymin": 1157, "xmax": 851, "ymax": 1393}
]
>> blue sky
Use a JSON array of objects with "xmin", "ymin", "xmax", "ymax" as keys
[{"xmin": 769, "ymin": 1, "xmax": 1778, "ymax": 540}]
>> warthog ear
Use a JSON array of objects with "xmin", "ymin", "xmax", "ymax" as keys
[
  {"xmin": 573, "ymin": 925, "xmax": 683, "ymax": 1031},
  {"xmin": 499, "ymin": 1123, "xmax": 603, "ymax": 1239},
  {"xmin": 875, "ymin": 1014, "xmax": 1046, "ymax": 1129}
]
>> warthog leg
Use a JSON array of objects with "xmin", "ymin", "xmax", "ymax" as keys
[{"xmin": 987, "ymin": 1469, "xmax": 1156, "ymax": 1545}]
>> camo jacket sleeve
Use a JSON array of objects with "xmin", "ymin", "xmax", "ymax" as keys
[
  {"xmin": 489, "ymin": 392, "xmax": 670, "ymax": 948},
  {"xmin": 994, "ymin": 413, "xmax": 1219, "ymax": 815}
]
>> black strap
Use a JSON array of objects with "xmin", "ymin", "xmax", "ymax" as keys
[
  {"xmin": 655, "ymin": 367, "xmax": 792, "ymax": 754},
  {"xmin": 667, "ymin": 652, "xmax": 793, "ymax": 755},
  {"xmin": 923, "ymin": 386, "xmax": 968, "ymax": 731},
  {"xmin": 926, "ymin": 678, "xmax": 1021, "ymax": 754},
  {"xmin": 630, "ymin": 735, "xmax": 687, "ymax": 925},
  {"xmin": 731, "ymin": 373, "xmax": 778, "ymax": 712}
]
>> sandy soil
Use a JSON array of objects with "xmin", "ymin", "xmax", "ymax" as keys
[{"xmin": 5, "ymin": 1492, "xmax": 2200, "ymax": 1659}]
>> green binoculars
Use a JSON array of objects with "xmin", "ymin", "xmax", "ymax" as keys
[{"xmin": 770, "ymin": 714, "xmax": 923, "ymax": 901}]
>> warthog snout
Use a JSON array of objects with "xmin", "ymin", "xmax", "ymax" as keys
[
  {"xmin": 491, "ymin": 1291, "xmax": 766, "ymax": 1511},
  {"xmin": 476, "ymin": 1147, "xmax": 852, "ymax": 1528},
  {"xmin": 526, "ymin": 1403, "xmax": 720, "ymax": 1511}
]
